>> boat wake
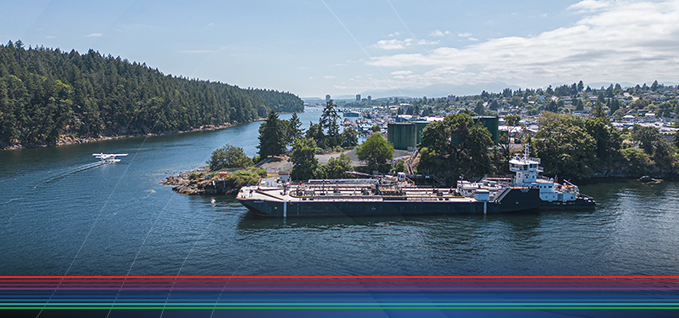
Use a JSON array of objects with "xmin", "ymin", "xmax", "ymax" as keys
[
  {"xmin": 1, "ymin": 198, "xmax": 21, "ymax": 206},
  {"xmin": 38, "ymin": 161, "xmax": 110, "ymax": 186}
]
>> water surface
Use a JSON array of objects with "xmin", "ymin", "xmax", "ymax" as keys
[{"xmin": 2, "ymin": 109, "xmax": 679, "ymax": 276}]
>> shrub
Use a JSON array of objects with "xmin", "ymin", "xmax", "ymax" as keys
[{"xmin": 223, "ymin": 169, "xmax": 262, "ymax": 188}]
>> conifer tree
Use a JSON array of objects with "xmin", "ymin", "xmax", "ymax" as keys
[{"xmin": 257, "ymin": 109, "xmax": 286, "ymax": 158}]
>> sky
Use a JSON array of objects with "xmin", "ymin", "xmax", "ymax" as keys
[{"xmin": 1, "ymin": 0, "xmax": 678, "ymax": 98}]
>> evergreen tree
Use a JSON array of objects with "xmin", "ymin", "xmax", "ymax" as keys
[
  {"xmin": 257, "ymin": 109, "xmax": 286, "ymax": 158},
  {"xmin": 286, "ymin": 112, "xmax": 304, "ymax": 143},
  {"xmin": 306, "ymin": 122, "xmax": 324, "ymax": 148},
  {"xmin": 608, "ymin": 98, "xmax": 621, "ymax": 114},
  {"xmin": 290, "ymin": 137, "xmax": 318, "ymax": 181},
  {"xmin": 340, "ymin": 127, "xmax": 358, "ymax": 148},
  {"xmin": 474, "ymin": 101, "xmax": 485, "ymax": 116},
  {"xmin": 320, "ymin": 100, "xmax": 340, "ymax": 148},
  {"xmin": 544, "ymin": 99, "xmax": 558, "ymax": 112},
  {"xmin": 593, "ymin": 101, "xmax": 607, "ymax": 118},
  {"xmin": 0, "ymin": 41, "xmax": 304, "ymax": 149}
]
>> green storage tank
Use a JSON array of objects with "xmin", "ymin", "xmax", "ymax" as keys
[
  {"xmin": 414, "ymin": 121, "xmax": 429, "ymax": 145},
  {"xmin": 474, "ymin": 116, "xmax": 499, "ymax": 142},
  {"xmin": 387, "ymin": 123, "xmax": 417, "ymax": 150}
]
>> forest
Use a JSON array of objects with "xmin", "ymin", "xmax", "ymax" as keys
[{"xmin": 0, "ymin": 40, "xmax": 303, "ymax": 149}]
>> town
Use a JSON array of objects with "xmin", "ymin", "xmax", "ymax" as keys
[{"xmin": 172, "ymin": 80, "xmax": 679, "ymax": 196}]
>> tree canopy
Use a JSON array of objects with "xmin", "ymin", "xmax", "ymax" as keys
[
  {"xmin": 532, "ymin": 112, "xmax": 622, "ymax": 179},
  {"xmin": 356, "ymin": 132, "xmax": 394, "ymax": 173},
  {"xmin": 316, "ymin": 154, "xmax": 352, "ymax": 179},
  {"xmin": 207, "ymin": 144, "xmax": 253, "ymax": 171},
  {"xmin": 417, "ymin": 113, "xmax": 493, "ymax": 183},
  {"xmin": 290, "ymin": 137, "xmax": 318, "ymax": 181},
  {"xmin": 340, "ymin": 127, "xmax": 358, "ymax": 148},
  {"xmin": 0, "ymin": 41, "xmax": 303, "ymax": 148}
]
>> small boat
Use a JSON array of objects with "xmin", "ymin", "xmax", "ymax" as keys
[{"xmin": 92, "ymin": 153, "xmax": 128, "ymax": 163}]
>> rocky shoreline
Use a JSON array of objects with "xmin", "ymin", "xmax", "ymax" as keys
[
  {"xmin": 160, "ymin": 167, "xmax": 242, "ymax": 196},
  {"xmin": 1, "ymin": 121, "xmax": 253, "ymax": 150}
]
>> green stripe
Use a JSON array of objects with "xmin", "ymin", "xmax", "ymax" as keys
[
  {"xmin": 2, "ymin": 302, "xmax": 679, "ymax": 306},
  {"xmin": 2, "ymin": 298, "xmax": 677, "ymax": 302},
  {"xmin": 2, "ymin": 306, "xmax": 679, "ymax": 310}
]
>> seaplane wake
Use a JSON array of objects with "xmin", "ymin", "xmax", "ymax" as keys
[{"xmin": 40, "ymin": 153, "xmax": 128, "ymax": 185}]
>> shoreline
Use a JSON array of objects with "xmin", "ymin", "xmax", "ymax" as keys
[{"xmin": 0, "ymin": 119, "xmax": 267, "ymax": 151}]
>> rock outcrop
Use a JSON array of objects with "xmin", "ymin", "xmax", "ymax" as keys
[{"xmin": 160, "ymin": 167, "xmax": 241, "ymax": 195}]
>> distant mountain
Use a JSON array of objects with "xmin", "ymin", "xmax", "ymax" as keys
[
  {"xmin": 301, "ymin": 97, "xmax": 325, "ymax": 103},
  {"xmin": 548, "ymin": 81, "xmax": 678, "ymax": 90},
  {"xmin": 309, "ymin": 81, "xmax": 679, "ymax": 104}
]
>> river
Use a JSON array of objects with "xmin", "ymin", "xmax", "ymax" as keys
[{"xmin": 1, "ymin": 108, "xmax": 679, "ymax": 277}]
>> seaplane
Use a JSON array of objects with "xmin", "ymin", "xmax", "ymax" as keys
[{"xmin": 92, "ymin": 153, "xmax": 128, "ymax": 163}]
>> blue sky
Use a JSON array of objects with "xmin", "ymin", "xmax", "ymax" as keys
[{"xmin": 2, "ymin": 0, "xmax": 678, "ymax": 98}]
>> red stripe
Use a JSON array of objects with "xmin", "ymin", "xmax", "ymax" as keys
[
  {"xmin": 2, "ymin": 279, "xmax": 678, "ymax": 283},
  {"xmin": 3, "ymin": 276, "xmax": 679, "ymax": 279}
]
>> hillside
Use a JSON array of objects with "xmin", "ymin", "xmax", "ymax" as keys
[{"xmin": 0, "ymin": 40, "xmax": 303, "ymax": 149}]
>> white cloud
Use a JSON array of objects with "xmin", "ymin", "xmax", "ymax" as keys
[
  {"xmin": 569, "ymin": 0, "xmax": 612, "ymax": 12},
  {"xmin": 388, "ymin": 32, "xmax": 400, "ymax": 37},
  {"xmin": 430, "ymin": 30, "xmax": 450, "ymax": 37},
  {"xmin": 45, "ymin": 35, "xmax": 56, "ymax": 39},
  {"xmin": 418, "ymin": 39, "xmax": 440, "ymax": 45},
  {"xmin": 309, "ymin": 77, "xmax": 314, "ymax": 80},
  {"xmin": 458, "ymin": 33, "xmax": 472, "ymax": 37},
  {"xmin": 324, "ymin": 75, "xmax": 336, "ymax": 79},
  {"xmin": 373, "ymin": 38, "xmax": 439, "ymax": 50},
  {"xmin": 391, "ymin": 70, "xmax": 413, "ymax": 75},
  {"xmin": 373, "ymin": 39, "xmax": 408, "ymax": 50},
  {"xmin": 85, "ymin": 33, "xmax": 103, "ymax": 37},
  {"xmin": 468, "ymin": 37, "xmax": 479, "ymax": 42},
  {"xmin": 366, "ymin": 0, "xmax": 679, "ymax": 88}
]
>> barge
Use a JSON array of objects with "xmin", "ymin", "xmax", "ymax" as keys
[{"xmin": 237, "ymin": 145, "xmax": 594, "ymax": 217}]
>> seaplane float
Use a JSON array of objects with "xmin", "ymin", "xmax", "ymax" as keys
[{"xmin": 92, "ymin": 153, "xmax": 128, "ymax": 163}]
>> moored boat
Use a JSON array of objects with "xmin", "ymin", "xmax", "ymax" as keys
[{"xmin": 236, "ymin": 145, "xmax": 594, "ymax": 218}]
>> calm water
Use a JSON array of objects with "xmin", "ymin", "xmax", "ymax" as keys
[{"xmin": 1, "ymin": 109, "xmax": 679, "ymax": 277}]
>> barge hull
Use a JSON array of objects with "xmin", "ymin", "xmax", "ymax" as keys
[
  {"xmin": 238, "ymin": 188, "xmax": 540, "ymax": 218},
  {"xmin": 539, "ymin": 196, "xmax": 596, "ymax": 211}
]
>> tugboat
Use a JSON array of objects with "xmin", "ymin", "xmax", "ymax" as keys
[{"xmin": 505, "ymin": 145, "xmax": 595, "ymax": 210}]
